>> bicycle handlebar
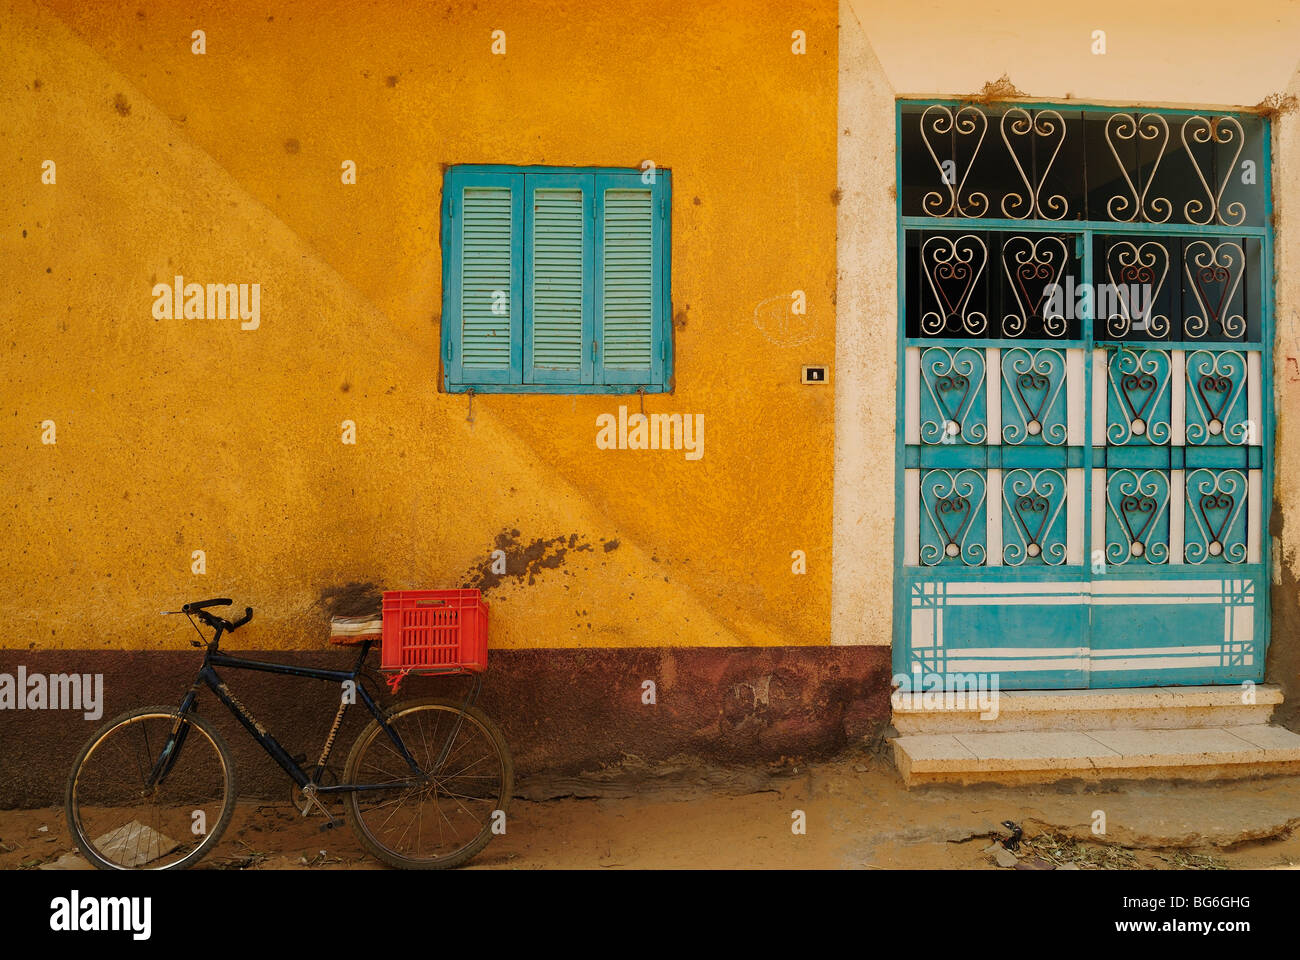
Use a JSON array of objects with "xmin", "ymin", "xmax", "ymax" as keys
[
  {"xmin": 182, "ymin": 598, "xmax": 232, "ymax": 614},
  {"xmin": 171, "ymin": 600, "xmax": 253, "ymax": 639}
]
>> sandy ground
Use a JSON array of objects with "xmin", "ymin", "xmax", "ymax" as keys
[{"xmin": 7, "ymin": 746, "xmax": 1300, "ymax": 870}]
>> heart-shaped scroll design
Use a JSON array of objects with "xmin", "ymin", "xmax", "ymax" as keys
[
  {"xmin": 1118, "ymin": 492, "xmax": 1159, "ymax": 547},
  {"xmin": 1185, "ymin": 469, "xmax": 1246, "ymax": 563},
  {"xmin": 920, "ymin": 105, "xmax": 989, "ymax": 218},
  {"xmin": 1195, "ymin": 372, "xmax": 1234, "ymax": 425},
  {"xmin": 1105, "ymin": 240, "xmax": 1169, "ymax": 338},
  {"xmin": 1105, "ymin": 113, "xmax": 1171, "ymax": 223},
  {"xmin": 933, "ymin": 372, "xmax": 970, "ymax": 426},
  {"xmin": 934, "ymin": 494, "xmax": 973, "ymax": 551},
  {"xmin": 1000, "ymin": 109, "xmax": 1068, "ymax": 220},
  {"xmin": 1197, "ymin": 490, "xmax": 1236, "ymax": 547},
  {"xmin": 1013, "ymin": 493, "xmax": 1051, "ymax": 550},
  {"xmin": 921, "ymin": 235, "xmax": 988, "ymax": 335},
  {"xmin": 1118, "ymin": 368, "xmax": 1158, "ymax": 423},
  {"xmin": 1185, "ymin": 350, "xmax": 1247, "ymax": 444},
  {"xmin": 1001, "ymin": 235, "xmax": 1068, "ymax": 337},
  {"xmin": 1181, "ymin": 116, "xmax": 1246, "ymax": 227},
  {"xmin": 1184, "ymin": 240, "xmax": 1245, "ymax": 339},
  {"xmin": 1014, "ymin": 369, "xmax": 1051, "ymax": 425}
]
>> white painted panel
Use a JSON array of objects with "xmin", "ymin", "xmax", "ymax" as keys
[
  {"xmin": 986, "ymin": 468, "xmax": 1002, "ymax": 567},
  {"xmin": 905, "ymin": 347, "xmax": 920, "ymax": 445},
  {"xmin": 910, "ymin": 607, "xmax": 934, "ymax": 649},
  {"xmin": 1066, "ymin": 468, "xmax": 1084, "ymax": 566},
  {"xmin": 1233, "ymin": 604, "xmax": 1255, "ymax": 647},
  {"xmin": 1169, "ymin": 469, "xmax": 1185, "ymax": 565},
  {"xmin": 1066, "ymin": 349, "xmax": 1085, "ymax": 446},
  {"xmin": 986, "ymin": 347, "xmax": 1000, "ymax": 445},
  {"xmin": 1091, "ymin": 348, "xmax": 1108, "ymax": 447},
  {"xmin": 945, "ymin": 657, "xmax": 1085, "ymax": 672},
  {"xmin": 1247, "ymin": 351, "xmax": 1262, "ymax": 446},
  {"xmin": 1171, "ymin": 349, "xmax": 1185, "ymax": 447},
  {"xmin": 1091, "ymin": 468, "xmax": 1106, "ymax": 569},
  {"xmin": 1090, "ymin": 655, "xmax": 1251, "ymax": 671},
  {"xmin": 904, "ymin": 468, "xmax": 920, "ymax": 566},
  {"xmin": 1248, "ymin": 468, "xmax": 1262, "ymax": 564},
  {"xmin": 1091, "ymin": 578, "xmax": 1227, "ymax": 596}
]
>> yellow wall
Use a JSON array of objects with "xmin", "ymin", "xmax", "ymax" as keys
[{"xmin": 0, "ymin": 0, "xmax": 838, "ymax": 650}]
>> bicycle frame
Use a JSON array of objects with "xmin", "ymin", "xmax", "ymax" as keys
[{"xmin": 163, "ymin": 636, "xmax": 426, "ymax": 796}]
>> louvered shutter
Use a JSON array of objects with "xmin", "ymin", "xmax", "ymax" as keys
[
  {"xmin": 443, "ymin": 167, "xmax": 669, "ymax": 392},
  {"xmin": 524, "ymin": 175, "xmax": 593, "ymax": 384},
  {"xmin": 595, "ymin": 173, "xmax": 664, "ymax": 385},
  {"xmin": 444, "ymin": 170, "xmax": 522, "ymax": 388}
]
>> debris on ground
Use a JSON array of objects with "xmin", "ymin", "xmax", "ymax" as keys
[
  {"xmin": 1020, "ymin": 832, "xmax": 1139, "ymax": 870},
  {"xmin": 94, "ymin": 821, "xmax": 180, "ymax": 867}
]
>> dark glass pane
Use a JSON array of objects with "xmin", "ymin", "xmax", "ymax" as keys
[
  {"xmin": 1094, "ymin": 235, "xmax": 1260, "ymax": 342},
  {"xmin": 908, "ymin": 230, "xmax": 1082, "ymax": 340},
  {"xmin": 1216, "ymin": 115, "xmax": 1266, "ymax": 229},
  {"xmin": 1178, "ymin": 236, "xmax": 1260, "ymax": 342},
  {"xmin": 904, "ymin": 104, "xmax": 1267, "ymax": 227},
  {"xmin": 1092, "ymin": 235, "xmax": 1181, "ymax": 341},
  {"xmin": 1032, "ymin": 108, "xmax": 1087, "ymax": 222},
  {"xmin": 1083, "ymin": 111, "xmax": 1179, "ymax": 224},
  {"xmin": 900, "ymin": 102, "xmax": 1002, "ymax": 219}
]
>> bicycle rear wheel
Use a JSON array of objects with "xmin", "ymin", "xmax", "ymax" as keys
[
  {"xmin": 65, "ymin": 705, "xmax": 237, "ymax": 870},
  {"xmin": 342, "ymin": 697, "xmax": 513, "ymax": 869}
]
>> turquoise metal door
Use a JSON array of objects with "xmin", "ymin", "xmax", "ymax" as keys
[{"xmin": 892, "ymin": 102, "xmax": 1272, "ymax": 690}]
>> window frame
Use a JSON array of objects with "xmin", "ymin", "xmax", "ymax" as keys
[{"xmin": 440, "ymin": 164, "xmax": 673, "ymax": 394}]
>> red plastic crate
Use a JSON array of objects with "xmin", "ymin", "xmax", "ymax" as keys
[{"xmin": 380, "ymin": 589, "xmax": 488, "ymax": 674}]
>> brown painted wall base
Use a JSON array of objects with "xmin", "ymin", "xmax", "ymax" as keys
[{"xmin": 0, "ymin": 646, "xmax": 892, "ymax": 806}]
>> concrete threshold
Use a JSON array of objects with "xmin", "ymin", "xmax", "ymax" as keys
[
  {"xmin": 893, "ymin": 723, "xmax": 1300, "ymax": 786},
  {"xmin": 892, "ymin": 684, "xmax": 1284, "ymax": 734}
]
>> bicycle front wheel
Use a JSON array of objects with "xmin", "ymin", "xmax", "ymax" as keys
[
  {"xmin": 343, "ymin": 697, "xmax": 513, "ymax": 869},
  {"xmin": 65, "ymin": 705, "xmax": 237, "ymax": 870}
]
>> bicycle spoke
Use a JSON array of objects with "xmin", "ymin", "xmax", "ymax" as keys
[
  {"xmin": 348, "ymin": 703, "xmax": 508, "ymax": 866},
  {"xmin": 70, "ymin": 712, "xmax": 230, "ymax": 870}
]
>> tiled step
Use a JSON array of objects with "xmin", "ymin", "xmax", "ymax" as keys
[
  {"xmin": 893, "ymin": 724, "xmax": 1300, "ymax": 786},
  {"xmin": 892, "ymin": 684, "xmax": 1282, "ymax": 735}
]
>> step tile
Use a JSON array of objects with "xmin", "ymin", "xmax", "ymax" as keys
[
  {"xmin": 950, "ymin": 731, "xmax": 1118, "ymax": 765},
  {"xmin": 1222, "ymin": 724, "xmax": 1300, "ymax": 753},
  {"xmin": 1084, "ymin": 727, "xmax": 1266, "ymax": 763}
]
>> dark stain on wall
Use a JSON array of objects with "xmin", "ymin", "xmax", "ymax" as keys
[
  {"xmin": 316, "ymin": 581, "xmax": 383, "ymax": 617},
  {"xmin": 464, "ymin": 528, "xmax": 595, "ymax": 592}
]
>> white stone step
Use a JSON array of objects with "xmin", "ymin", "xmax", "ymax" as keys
[
  {"xmin": 892, "ymin": 684, "xmax": 1281, "ymax": 735},
  {"xmin": 893, "ymin": 724, "xmax": 1300, "ymax": 786}
]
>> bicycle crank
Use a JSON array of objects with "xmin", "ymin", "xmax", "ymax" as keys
[{"xmin": 290, "ymin": 769, "xmax": 339, "ymax": 818}]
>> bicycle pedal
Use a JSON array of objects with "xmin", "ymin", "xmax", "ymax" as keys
[{"xmin": 318, "ymin": 819, "xmax": 341, "ymax": 832}]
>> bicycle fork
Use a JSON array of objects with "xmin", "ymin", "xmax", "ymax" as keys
[{"xmin": 146, "ymin": 687, "xmax": 200, "ymax": 789}]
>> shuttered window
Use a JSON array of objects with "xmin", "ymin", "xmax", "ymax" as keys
[{"xmin": 442, "ymin": 166, "xmax": 672, "ymax": 393}]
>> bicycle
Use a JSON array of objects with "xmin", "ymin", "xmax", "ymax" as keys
[{"xmin": 65, "ymin": 597, "xmax": 513, "ymax": 870}]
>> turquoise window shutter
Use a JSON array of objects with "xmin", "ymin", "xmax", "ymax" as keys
[
  {"xmin": 442, "ymin": 166, "xmax": 669, "ymax": 393},
  {"xmin": 524, "ymin": 174, "xmax": 594, "ymax": 384},
  {"xmin": 595, "ymin": 172, "xmax": 665, "ymax": 386},
  {"xmin": 444, "ymin": 170, "xmax": 522, "ymax": 387}
]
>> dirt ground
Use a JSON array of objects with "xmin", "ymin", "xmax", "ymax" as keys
[{"xmin": 8, "ymin": 745, "xmax": 1300, "ymax": 870}]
